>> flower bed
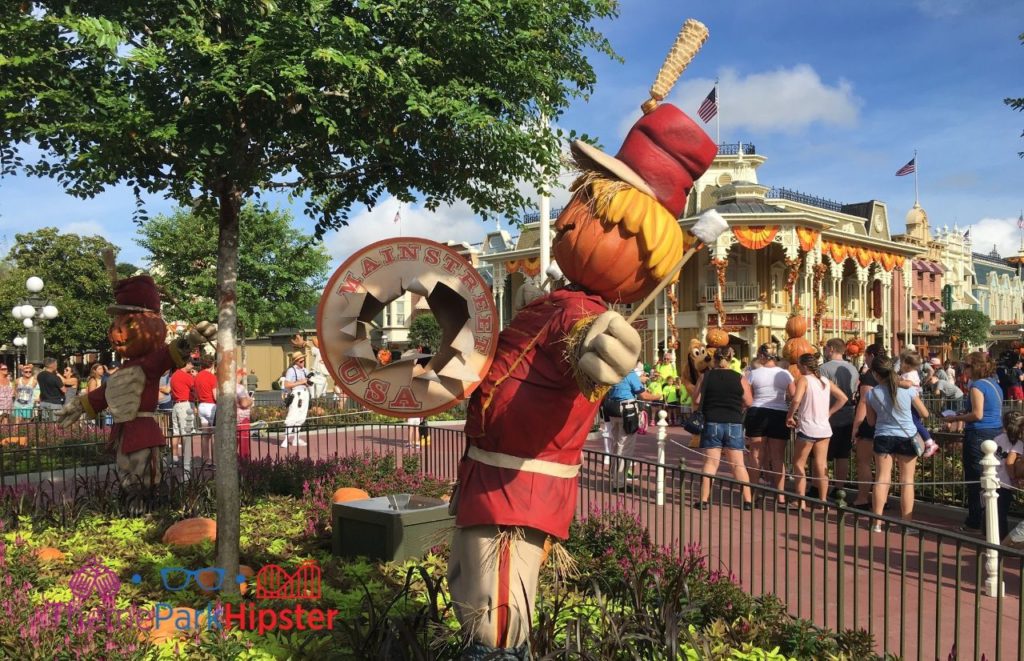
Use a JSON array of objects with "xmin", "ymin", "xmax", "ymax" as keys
[{"xmin": 0, "ymin": 456, "xmax": 884, "ymax": 659}]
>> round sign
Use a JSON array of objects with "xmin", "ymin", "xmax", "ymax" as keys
[{"xmin": 317, "ymin": 237, "xmax": 499, "ymax": 418}]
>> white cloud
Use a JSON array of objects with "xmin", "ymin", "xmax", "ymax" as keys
[
  {"xmin": 322, "ymin": 198, "xmax": 497, "ymax": 265},
  {"xmin": 618, "ymin": 65, "xmax": 861, "ymax": 138},
  {"xmin": 322, "ymin": 166, "xmax": 582, "ymax": 265},
  {"xmin": 61, "ymin": 220, "xmax": 107, "ymax": 237},
  {"xmin": 964, "ymin": 216, "xmax": 1022, "ymax": 258}
]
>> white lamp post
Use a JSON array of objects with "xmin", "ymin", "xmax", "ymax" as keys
[{"xmin": 10, "ymin": 277, "xmax": 59, "ymax": 365}]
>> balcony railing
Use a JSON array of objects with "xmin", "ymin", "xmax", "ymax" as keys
[
  {"xmin": 767, "ymin": 187, "xmax": 845, "ymax": 213},
  {"xmin": 518, "ymin": 206, "xmax": 566, "ymax": 225},
  {"xmin": 716, "ymin": 142, "xmax": 757, "ymax": 156},
  {"xmin": 704, "ymin": 282, "xmax": 759, "ymax": 302}
]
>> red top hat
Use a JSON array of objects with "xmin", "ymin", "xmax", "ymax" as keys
[
  {"xmin": 571, "ymin": 104, "xmax": 716, "ymax": 218},
  {"xmin": 107, "ymin": 275, "xmax": 162, "ymax": 315}
]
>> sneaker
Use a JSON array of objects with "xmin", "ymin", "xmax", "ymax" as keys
[
  {"xmin": 603, "ymin": 456, "xmax": 610, "ymax": 466},
  {"xmin": 279, "ymin": 440, "xmax": 289, "ymax": 448},
  {"xmin": 872, "ymin": 523, "xmax": 883, "ymax": 533},
  {"xmin": 923, "ymin": 440, "xmax": 939, "ymax": 459}
]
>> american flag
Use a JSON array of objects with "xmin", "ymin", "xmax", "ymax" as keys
[
  {"xmin": 697, "ymin": 87, "xmax": 717, "ymax": 123},
  {"xmin": 393, "ymin": 211, "xmax": 401, "ymax": 224},
  {"xmin": 1018, "ymin": 211, "xmax": 1023, "ymax": 230},
  {"xmin": 895, "ymin": 158, "xmax": 916, "ymax": 177}
]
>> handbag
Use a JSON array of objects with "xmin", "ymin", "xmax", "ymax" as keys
[
  {"xmin": 682, "ymin": 374, "xmax": 709, "ymax": 436},
  {"xmin": 621, "ymin": 400, "xmax": 640, "ymax": 435},
  {"xmin": 911, "ymin": 434, "xmax": 925, "ymax": 457}
]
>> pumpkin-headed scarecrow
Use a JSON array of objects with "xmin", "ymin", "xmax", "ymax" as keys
[
  {"xmin": 57, "ymin": 275, "xmax": 216, "ymax": 489},
  {"xmin": 448, "ymin": 19, "xmax": 729, "ymax": 659}
]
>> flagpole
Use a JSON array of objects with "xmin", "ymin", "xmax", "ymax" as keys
[
  {"xmin": 913, "ymin": 149, "xmax": 919, "ymax": 206},
  {"xmin": 715, "ymin": 79, "xmax": 720, "ymax": 145}
]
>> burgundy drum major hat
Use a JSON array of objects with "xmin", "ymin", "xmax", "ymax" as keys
[
  {"xmin": 571, "ymin": 104, "xmax": 717, "ymax": 219},
  {"xmin": 107, "ymin": 275, "xmax": 162, "ymax": 315}
]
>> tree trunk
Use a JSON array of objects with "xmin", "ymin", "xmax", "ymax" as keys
[{"xmin": 214, "ymin": 182, "xmax": 241, "ymax": 594}]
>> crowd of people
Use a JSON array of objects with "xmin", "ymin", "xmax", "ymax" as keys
[{"xmin": 599, "ymin": 339, "xmax": 1024, "ymax": 538}]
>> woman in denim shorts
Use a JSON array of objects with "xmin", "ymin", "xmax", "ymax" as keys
[
  {"xmin": 864, "ymin": 356, "xmax": 929, "ymax": 529},
  {"xmin": 694, "ymin": 350, "xmax": 753, "ymax": 510}
]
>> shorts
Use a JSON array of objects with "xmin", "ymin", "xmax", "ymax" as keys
[
  {"xmin": 827, "ymin": 424, "xmax": 853, "ymax": 459},
  {"xmin": 796, "ymin": 432, "xmax": 829, "ymax": 443},
  {"xmin": 743, "ymin": 407, "xmax": 789, "ymax": 440},
  {"xmin": 873, "ymin": 434, "xmax": 918, "ymax": 457},
  {"xmin": 701, "ymin": 422, "xmax": 745, "ymax": 450},
  {"xmin": 856, "ymin": 421, "xmax": 875, "ymax": 441}
]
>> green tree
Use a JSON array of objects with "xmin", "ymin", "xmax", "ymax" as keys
[
  {"xmin": 136, "ymin": 204, "xmax": 329, "ymax": 337},
  {"xmin": 942, "ymin": 309, "xmax": 991, "ymax": 357},
  {"xmin": 0, "ymin": 228, "xmax": 121, "ymax": 357},
  {"xmin": 1006, "ymin": 32, "xmax": 1024, "ymax": 158},
  {"xmin": 407, "ymin": 312, "xmax": 441, "ymax": 352},
  {"xmin": 1, "ymin": 0, "xmax": 616, "ymax": 591}
]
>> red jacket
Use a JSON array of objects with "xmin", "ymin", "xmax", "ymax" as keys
[
  {"xmin": 82, "ymin": 345, "xmax": 187, "ymax": 454},
  {"xmin": 457, "ymin": 288, "xmax": 607, "ymax": 539}
]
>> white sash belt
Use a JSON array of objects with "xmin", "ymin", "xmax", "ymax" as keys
[{"xmin": 467, "ymin": 445, "xmax": 580, "ymax": 478}]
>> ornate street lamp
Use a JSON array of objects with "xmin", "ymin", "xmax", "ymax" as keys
[
  {"xmin": 11, "ymin": 335, "xmax": 27, "ymax": 366},
  {"xmin": 10, "ymin": 277, "xmax": 59, "ymax": 365}
]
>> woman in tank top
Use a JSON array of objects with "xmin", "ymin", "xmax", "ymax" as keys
[
  {"xmin": 744, "ymin": 343, "xmax": 793, "ymax": 505},
  {"xmin": 786, "ymin": 353, "xmax": 848, "ymax": 511},
  {"xmin": 0, "ymin": 364, "xmax": 13, "ymax": 424},
  {"xmin": 694, "ymin": 349, "xmax": 754, "ymax": 510}
]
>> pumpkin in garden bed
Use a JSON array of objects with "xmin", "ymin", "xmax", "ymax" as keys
[
  {"xmin": 332, "ymin": 487, "xmax": 370, "ymax": 503},
  {"xmin": 0, "ymin": 436, "xmax": 29, "ymax": 447},
  {"xmin": 34, "ymin": 546, "xmax": 65, "ymax": 562},
  {"xmin": 162, "ymin": 517, "xmax": 216, "ymax": 546},
  {"xmin": 197, "ymin": 564, "xmax": 254, "ymax": 594}
]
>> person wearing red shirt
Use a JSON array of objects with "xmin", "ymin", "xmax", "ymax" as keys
[{"xmin": 194, "ymin": 356, "xmax": 217, "ymax": 432}]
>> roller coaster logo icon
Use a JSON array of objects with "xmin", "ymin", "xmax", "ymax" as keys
[{"xmin": 254, "ymin": 560, "xmax": 321, "ymax": 600}]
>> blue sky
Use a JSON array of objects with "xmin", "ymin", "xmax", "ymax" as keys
[{"xmin": 1, "ymin": 0, "xmax": 1022, "ymax": 266}]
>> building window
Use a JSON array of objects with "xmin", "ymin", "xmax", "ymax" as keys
[{"xmin": 395, "ymin": 300, "xmax": 406, "ymax": 326}]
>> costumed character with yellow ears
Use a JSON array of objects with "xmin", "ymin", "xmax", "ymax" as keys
[{"xmin": 447, "ymin": 19, "xmax": 731, "ymax": 659}]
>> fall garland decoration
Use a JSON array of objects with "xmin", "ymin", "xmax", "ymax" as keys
[
  {"xmin": 812, "ymin": 262, "xmax": 828, "ymax": 341},
  {"xmin": 784, "ymin": 255, "xmax": 803, "ymax": 310},
  {"xmin": 709, "ymin": 257, "xmax": 728, "ymax": 327},
  {"xmin": 666, "ymin": 284, "xmax": 680, "ymax": 352}
]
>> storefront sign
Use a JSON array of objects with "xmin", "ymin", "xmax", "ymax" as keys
[
  {"xmin": 706, "ymin": 313, "xmax": 755, "ymax": 326},
  {"xmin": 821, "ymin": 318, "xmax": 858, "ymax": 331}
]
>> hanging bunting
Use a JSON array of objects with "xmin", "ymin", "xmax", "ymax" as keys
[
  {"xmin": 731, "ymin": 225, "xmax": 780, "ymax": 250},
  {"xmin": 796, "ymin": 227, "xmax": 820, "ymax": 252},
  {"xmin": 855, "ymin": 247, "xmax": 872, "ymax": 268}
]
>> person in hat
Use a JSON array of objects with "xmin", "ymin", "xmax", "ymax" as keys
[
  {"xmin": 57, "ymin": 275, "xmax": 216, "ymax": 488},
  {"xmin": 281, "ymin": 350, "xmax": 310, "ymax": 448},
  {"xmin": 448, "ymin": 20, "xmax": 725, "ymax": 659}
]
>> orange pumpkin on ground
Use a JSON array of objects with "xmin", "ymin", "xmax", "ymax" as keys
[
  {"xmin": 162, "ymin": 518, "xmax": 216, "ymax": 546},
  {"xmin": 139, "ymin": 607, "xmax": 200, "ymax": 644},
  {"xmin": 34, "ymin": 547, "xmax": 65, "ymax": 562},
  {"xmin": 1, "ymin": 436, "xmax": 29, "ymax": 447},
  {"xmin": 332, "ymin": 487, "xmax": 370, "ymax": 503},
  {"xmin": 705, "ymin": 327, "xmax": 729, "ymax": 348}
]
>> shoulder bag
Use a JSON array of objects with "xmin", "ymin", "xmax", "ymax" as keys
[{"xmin": 682, "ymin": 373, "xmax": 709, "ymax": 436}]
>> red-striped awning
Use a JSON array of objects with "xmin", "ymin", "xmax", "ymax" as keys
[{"xmin": 913, "ymin": 299, "xmax": 927, "ymax": 311}]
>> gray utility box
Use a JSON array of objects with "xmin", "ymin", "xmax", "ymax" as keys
[{"xmin": 332, "ymin": 494, "xmax": 454, "ymax": 562}]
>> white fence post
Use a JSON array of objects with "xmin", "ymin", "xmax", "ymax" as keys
[
  {"xmin": 980, "ymin": 439, "xmax": 1003, "ymax": 598},
  {"xmin": 656, "ymin": 409, "xmax": 668, "ymax": 506}
]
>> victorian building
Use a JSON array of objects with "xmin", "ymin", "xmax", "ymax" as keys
[
  {"xmin": 973, "ymin": 245, "xmax": 1024, "ymax": 346},
  {"xmin": 892, "ymin": 203, "xmax": 947, "ymax": 355},
  {"xmin": 675, "ymin": 146, "xmax": 919, "ymax": 360}
]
